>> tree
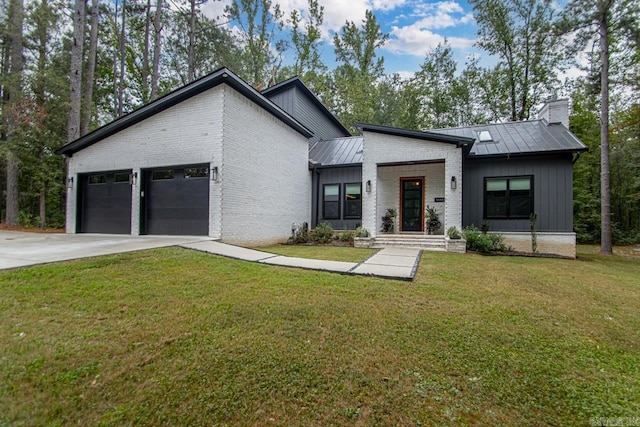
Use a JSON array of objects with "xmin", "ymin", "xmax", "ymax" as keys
[
  {"xmin": 2, "ymin": 0, "xmax": 25, "ymax": 225},
  {"xmin": 81, "ymin": 0, "xmax": 99, "ymax": 135},
  {"xmin": 470, "ymin": 0, "xmax": 563, "ymax": 121},
  {"xmin": 331, "ymin": 10, "xmax": 388, "ymax": 130},
  {"xmin": 225, "ymin": 0, "xmax": 286, "ymax": 89},
  {"xmin": 561, "ymin": 0, "xmax": 639, "ymax": 254},
  {"xmin": 68, "ymin": 0, "xmax": 85, "ymax": 142},
  {"xmin": 281, "ymin": 0, "xmax": 326, "ymax": 89}
]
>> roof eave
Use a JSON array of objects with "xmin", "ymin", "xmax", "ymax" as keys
[{"xmin": 356, "ymin": 122, "xmax": 475, "ymax": 147}]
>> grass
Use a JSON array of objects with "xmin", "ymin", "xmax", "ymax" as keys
[{"xmin": 1, "ymin": 245, "xmax": 639, "ymax": 426}]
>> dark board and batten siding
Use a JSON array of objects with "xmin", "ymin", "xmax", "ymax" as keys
[
  {"xmin": 462, "ymin": 154, "xmax": 574, "ymax": 232},
  {"xmin": 312, "ymin": 166, "xmax": 363, "ymax": 230},
  {"xmin": 266, "ymin": 85, "xmax": 348, "ymax": 140}
]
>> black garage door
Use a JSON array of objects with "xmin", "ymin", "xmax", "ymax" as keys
[
  {"xmin": 78, "ymin": 171, "xmax": 132, "ymax": 234},
  {"xmin": 142, "ymin": 165, "xmax": 209, "ymax": 235}
]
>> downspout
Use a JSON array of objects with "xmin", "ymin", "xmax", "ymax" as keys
[
  {"xmin": 572, "ymin": 152, "xmax": 582, "ymax": 164},
  {"xmin": 313, "ymin": 164, "xmax": 321, "ymax": 229}
]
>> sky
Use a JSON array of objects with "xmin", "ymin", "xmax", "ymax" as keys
[{"xmin": 201, "ymin": 0, "xmax": 584, "ymax": 81}]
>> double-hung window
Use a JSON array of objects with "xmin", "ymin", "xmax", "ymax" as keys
[
  {"xmin": 485, "ymin": 176, "xmax": 533, "ymax": 219},
  {"xmin": 323, "ymin": 184, "xmax": 340, "ymax": 219},
  {"xmin": 344, "ymin": 183, "xmax": 362, "ymax": 219}
]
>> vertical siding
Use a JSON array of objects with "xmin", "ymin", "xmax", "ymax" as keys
[
  {"xmin": 313, "ymin": 166, "xmax": 363, "ymax": 230},
  {"xmin": 462, "ymin": 154, "xmax": 574, "ymax": 232},
  {"xmin": 265, "ymin": 85, "xmax": 348, "ymax": 140}
]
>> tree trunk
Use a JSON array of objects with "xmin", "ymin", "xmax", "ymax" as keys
[
  {"xmin": 150, "ymin": 0, "xmax": 162, "ymax": 100},
  {"xmin": 599, "ymin": 9, "xmax": 612, "ymax": 255},
  {"xmin": 188, "ymin": 0, "xmax": 196, "ymax": 82},
  {"xmin": 4, "ymin": 0, "xmax": 24, "ymax": 226},
  {"xmin": 81, "ymin": 0, "xmax": 99, "ymax": 137},
  {"xmin": 117, "ymin": 0, "xmax": 126, "ymax": 116},
  {"xmin": 39, "ymin": 183, "xmax": 46, "ymax": 229},
  {"xmin": 68, "ymin": 0, "xmax": 84, "ymax": 143},
  {"xmin": 141, "ymin": 0, "xmax": 151, "ymax": 102}
]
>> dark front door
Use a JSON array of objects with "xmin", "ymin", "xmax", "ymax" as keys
[
  {"xmin": 78, "ymin": 171, "xmax": 132, "ymax": 234},
  {"xmin": 141, "ymin": 165, "xmax": 209, "ymax": 235},
  {"xmin": 401, "ymin": 177, "xmax": 424, "ymax": 232}
]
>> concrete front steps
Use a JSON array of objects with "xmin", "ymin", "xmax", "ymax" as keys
[{"xmin": 372, "ymin": 234, "xmax": 446, "ymax": 251}]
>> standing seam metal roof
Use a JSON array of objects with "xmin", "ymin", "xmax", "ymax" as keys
[
  {"xmin": 431, "ymin": 120, "xmax": 587, "ymax": 156},
  {"xmin": 309, "ymin": 136, "xmax": 363, "ymax": 166}
]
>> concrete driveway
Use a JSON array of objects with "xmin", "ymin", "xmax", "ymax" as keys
[{"xmin": 0, "ymin": 231, "xmax": 213, "ymax": 270}]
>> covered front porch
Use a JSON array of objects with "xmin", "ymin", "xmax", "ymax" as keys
[{"xmin": 358, "ymin": 123, "xmax": 470, "ymax": 247}]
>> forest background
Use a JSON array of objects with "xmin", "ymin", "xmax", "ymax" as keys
[{"xmin": 0, "ymin": 0, "xmax": 638, "ymax": 246}]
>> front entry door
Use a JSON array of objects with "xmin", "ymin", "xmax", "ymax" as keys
[{"xmin": 401, "ymin": 177, "xmax": 424, "ymax": 232}]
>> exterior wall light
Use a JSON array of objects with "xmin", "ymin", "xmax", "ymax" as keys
[
  {"xmin": 211, "ymin": 166, "xmax": 219, "ymax": 182},
  {"xmin": 451, "ymin": 176, "xmax": 457, "ymax": 190},
  {"xmin": 131, "ymin": 172, "xmax": 138, "ymax": 186},
  {"xmin": 366, "ymin": 180, "xmax": 371, "ymax": 193},
  {"xmin": 67, "ymin": 177, "xmax": 74, "ymax": 189}
]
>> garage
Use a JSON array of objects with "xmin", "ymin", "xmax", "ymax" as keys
[
  {"xmin": 141, "ymin": 165, "xmax": 210, "ymax": 235},
  {"xmin": 78, "ymin": 171, "xmax": 132, "ymax": 234}
]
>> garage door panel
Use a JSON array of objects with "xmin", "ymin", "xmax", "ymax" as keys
[
  {"xmin": 144, "ymin": 166, "xmax": 209, "ymax": 236},
  {"xmin": 79, "ymin": 171, "xmax": 132, "ymax": 234}
]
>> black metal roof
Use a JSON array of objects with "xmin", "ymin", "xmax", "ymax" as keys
[
  {"xmin": 356, "ymin": 122, "xmax": 475, "ymax": 147},
  {"xmin": 262, "ymin": 76, "xmax": 351, "ymax": 137},
  {"xmin": 309, "ymin": 136, "xmax": 363, "ymax": 166},
  {"xmin": 432, "ymin": 120, "xmax": 587, "ymax": 157},
  {"xmin": 56, "ymin": 67, "xmax": 314, "ymax": 156}
]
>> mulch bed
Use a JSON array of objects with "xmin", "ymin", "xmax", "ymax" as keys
[{"xmin": 0, "ymin": 224, "xmax": 65, "ymax": 234}]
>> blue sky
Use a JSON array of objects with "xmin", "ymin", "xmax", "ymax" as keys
[
  {"xmin": 203, "ymin": 0, "xmax": 582, "ymax": 81},
  {"xmin": 203, "ymin": 0, "xmax": 486, "ymax": 77}
]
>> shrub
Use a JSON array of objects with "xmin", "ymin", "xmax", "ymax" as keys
[
  {"xmin": 426, "ymin": 205, "xmax": 441, "ymax": 235},
  {"xmin": 462, "ymin": 225, "xmax": 507, "ymax": 253},
  {"xmin": 355, "ymin": 226, "xmax": 370, "ymax": 238},
  {"xmin": 339, "ymin": 230, "xmax": 355, "ymax": 244},
  {"xmin": 312, "ymin": 222, "xmax": 334, "ymax": 244},
  {"xmin": 446, "ymin": 226, "xmax": 462, "ymax": 239},
  {"xmin": 381, "ymin": 208, "xmax": 397, "ymax": 233}
]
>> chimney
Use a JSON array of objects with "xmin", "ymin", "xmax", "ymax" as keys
[{"xmin": 537, "ymin": 98, "xmax": 569, "ymax": 128}]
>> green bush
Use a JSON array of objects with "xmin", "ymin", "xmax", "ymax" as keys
[
  {"xmin": 313, "ymin": 222, "xmax": 334, "ymax": 244},
  {"xmin": 462, "ymin": 226, "xmax": 507, "ymax": 253},
  {"xmin": 446, "ymin": 226, "xmax": 462, "ymax": 239},
  {"xmin": 355, "ymin": 226, "xmax": 370, "ymax": 238},
  {"xmin": 339, "ymin": 230, "xmax": 355, "ymax": 243}
]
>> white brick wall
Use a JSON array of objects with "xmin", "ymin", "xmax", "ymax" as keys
[
  {"xmin": 221, "ymin": 87, "xmax": 311, "ymax": 246},
  {"xmin": 362, "ymin": 131, "xmax": 462, "ymax": 237},
  {"xmin": 495, "ymin": 232, "xmax": 577, "ymax": 258},
  {"xmin": 66, "ymin": 83, "xmax": 311, "ymax": 245},
  {"xmin": 66, "ymin": 86, "xmax": 225, "ymax": 235}
]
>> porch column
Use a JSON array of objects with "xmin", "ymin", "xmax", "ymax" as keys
[
  {"xmin": 362, "ymin": 160, "xmax": 378, "ymax": 237},
  {"xmin": 444, "ymin": 159, "xmax": 462, "ymax": 232}
]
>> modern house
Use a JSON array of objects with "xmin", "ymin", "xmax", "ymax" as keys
[{"xmin": 56, "ymin": 67, "xmax": 587, "ymax": 258}]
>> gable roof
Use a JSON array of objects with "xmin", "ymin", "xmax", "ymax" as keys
[
  {"xmin": 262, "ymin": 77, "xmax": 351, "ymax": 137},
  {"xmin": 56, "ymin": 68, "xmax": 313, "ymax": 156},
  {"xmin": 309, "ymin": 136, "xmax": 363, "ymax": 167},
  {"xmin": 431, "ymin": 120, "xmax": 587, "ymax": 157},
  {"xmin": 356, "ymin": 122, "xmax": 475, "ymax": 147}
]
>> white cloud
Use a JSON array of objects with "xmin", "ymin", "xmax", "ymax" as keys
[
  {"xmin": 383, "ymin": 0, "xmax": 475, "ymax": 57},
  {"xmin": 201, "ymin": 0, "xmax": 232, "ymax": 21},
  {"xmin": 385, "ymin": 25, "xmax": 474, "ymax": 56}
]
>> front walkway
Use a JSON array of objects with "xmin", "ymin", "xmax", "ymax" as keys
[{"xmin": 180, "ymin": 241, "xmax": 421, "ymax": 280}]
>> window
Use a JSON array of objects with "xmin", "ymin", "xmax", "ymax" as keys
[
  {"xmin": 114, "ymin": 173, "xmax": 130, "ymax": 183},
  {"xmin": 152, "ymin": 170, "xmax": 174, "ymax": 180},
  {"xmin": 477, "ymin": 130, "xmax": 493, "ymax": 142},
  {"xmin": 485, "ymin": 176, "xmax": 533, "ymax": 219},
  {"xmin": 184, "ymin": 167, "xmax": 208, "ymax": 179},
  {"xmin": 323, "ymin": 184, "xmax": 340, "ymax": 219},
  {"xmin": 88, "ymin": 174, "xmax": 107, "ymax": 184},
  {"xmin": 344, "ymin": 183, "xmax": 362, "ymax": 219}
]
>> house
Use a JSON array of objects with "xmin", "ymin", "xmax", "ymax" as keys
[{"xmin": 56, "ymin": 67, "xmax": 587, "ymax": 258}]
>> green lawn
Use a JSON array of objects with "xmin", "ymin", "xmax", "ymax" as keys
[{"xmin": 1, "ymin": 245, "xmax": 639, "ymax": 425}]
